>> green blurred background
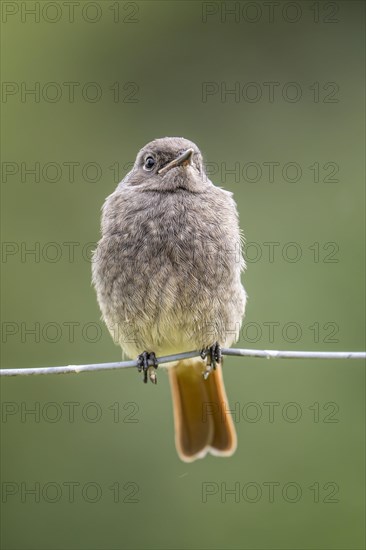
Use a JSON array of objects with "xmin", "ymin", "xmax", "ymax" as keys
[{"xmin": 1, "ymin": 1, "xmax": 365, "ymax": 549}]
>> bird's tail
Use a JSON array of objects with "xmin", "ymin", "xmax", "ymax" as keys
[{"xmin": 168, "ymin": 359, "xmax": 237, "ymax": 462}]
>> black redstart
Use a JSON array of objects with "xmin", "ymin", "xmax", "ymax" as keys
[{"xmin": 92, "ymin": 137, "xmax": 246, "ymax": 462}]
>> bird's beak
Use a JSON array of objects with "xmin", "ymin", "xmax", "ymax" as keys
[{"xmin": 158, "ymin": 148, "xmax": 194, "ymax": 175}]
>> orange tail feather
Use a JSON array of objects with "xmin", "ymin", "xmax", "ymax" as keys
[{"xmin": 168, "ymin": 360, "xmax": 237, "ymax": 462}]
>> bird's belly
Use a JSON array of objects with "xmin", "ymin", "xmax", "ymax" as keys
[
  {"xmin": 97, "ymin": 217, "xmax": 246, "ymax": 359},
  {"xmin": 111, "ymin": 267, "xmax": 245, "ymax": 360}
]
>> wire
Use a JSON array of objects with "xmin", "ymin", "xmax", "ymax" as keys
[{"xmin": 1, "ymin": 348, "xmax": 365, "ymax": 377}]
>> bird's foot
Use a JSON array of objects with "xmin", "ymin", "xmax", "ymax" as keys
[
  {"xmin": 137, "ymin": 351, "xmax": 158, "ymax": 384},
  {"xmin": 200, "ymin": 342, "xmax": 222, "ymax": 379}
]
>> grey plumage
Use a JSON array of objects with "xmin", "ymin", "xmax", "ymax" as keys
[{"xmin": 92, "ymin": 137, "xmax": 246, "ymax": 361}]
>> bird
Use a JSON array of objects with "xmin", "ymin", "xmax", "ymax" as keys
[{"xmin": 92, "ymin": 137, "xmax": 247, "ymax": 462}]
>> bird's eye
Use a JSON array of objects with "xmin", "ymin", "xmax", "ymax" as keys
[{"xmin": 143, "ymin": 156, "xmax": 156, "ymax": 171}]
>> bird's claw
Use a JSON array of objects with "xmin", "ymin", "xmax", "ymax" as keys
[
  {"xmin": 137, "ymin": 351, "xmax": 158, "ymax": 384},
  {"xmin": 200, "ymin": 342, "xmax": 222, "ymax": 379}
]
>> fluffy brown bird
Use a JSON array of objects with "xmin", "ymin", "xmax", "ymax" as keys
[{"xmin": 92, "ymin": 137, "xmax": 246, "ymax": 462}]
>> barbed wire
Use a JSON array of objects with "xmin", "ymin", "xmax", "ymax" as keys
[{"xmin": 1, "ymin": 348, "xmax": 365, "ymax": 377}]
